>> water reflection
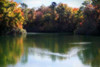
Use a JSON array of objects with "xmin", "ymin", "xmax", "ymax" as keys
[
  {"xmin": 0, "ymin": 34, "xmax": 100, "ymax": 67},
  {"xmin": 78, "ymin": 43, "xmax": 100, "ymax": 67},
  {"xmin": 0, "ymin": 35, "xmax": 24, "ymax": 67},
  {"xmin": 23, "ymin": 34, "xmax": 82, "ymax": 61}
]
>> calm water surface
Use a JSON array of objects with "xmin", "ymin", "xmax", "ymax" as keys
[{"xmin": 0, "ymin": 33, "xmax": 100, "ymax": 67}]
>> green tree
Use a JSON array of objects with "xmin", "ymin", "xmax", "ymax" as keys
[{"xmin": 92, "ymin": 0, "xmax": 100, "ymax": 5}]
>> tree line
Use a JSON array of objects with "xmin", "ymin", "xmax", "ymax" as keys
[{"xmin": 0, "ymin": 0, "xmax": 100, "ymax": 35}]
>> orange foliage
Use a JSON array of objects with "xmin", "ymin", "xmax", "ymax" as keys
[
  {"xmin": 14, "ymin": 8, "xmax": 21, "ymax": 13},
  {"xmin": 17, "ymin": 23, "xmax": 23, "ymax": 29},
  {"xmin": 73, "ymin": 8, "xmax": 79, "ymax": 12},
  {"xmin": 21, "ymin": 12, "xmax": 24, "ymax": 16},
  {"xmin": 14, "ymin": 2, "xmax": 19, "ymax": 7},
  {"xmin": 10, "ymin": 0, "xmax": 24, "ymax": 29},
  {"xmin": 14, "ymin": 8, "xmax": 24, "ymax": 16},
  {"xmin": 10, "ymin": 0, "xmax": 23, "ymax": 16}
]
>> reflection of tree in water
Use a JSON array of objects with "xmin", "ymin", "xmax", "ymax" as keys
[
  {"xmin": 1, "ymin": 34, "xmax": 100, "ymax": 66},
  {"xmin": 23, "ymin": 34, "xmax": 100, "ymax": 65},
  {"xmin": 0, "ymin": 35, "xmax": 24, "ymax": 67},
  {"xmin": 78, "ymin": 37, "xmax": 100, "ymax": 67},
  {"xmin": 23, "ymin": 34, "xmax": 83, "ymax": 61}
]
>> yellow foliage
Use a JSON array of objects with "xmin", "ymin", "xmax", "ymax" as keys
[
  {"xmin": 0, "ymin": 0, "xmax": 24, "ymax": 30},
  {"xmin": 80, "ymin": 15, "xmax": 84, "ymax": 19}
]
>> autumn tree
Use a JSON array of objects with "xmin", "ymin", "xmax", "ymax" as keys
[
  {"xmin": 49, "ymin": 2, "xmax": 57, "ymax": 22},
  {"xmin": 0, "ymin": 0, "xmax": 26, "ymax": 35},
  {"xmin": 21, "ymin": 3, "xmax": 29, "ymax": 22},
  {"xmin": 75, "ymin": 0, "xmax": 100, "ymax": 35}
]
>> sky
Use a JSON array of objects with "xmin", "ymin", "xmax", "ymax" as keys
[{"xmin": 15, "ymin": 0, "xmax": 85, "ymax": 8}]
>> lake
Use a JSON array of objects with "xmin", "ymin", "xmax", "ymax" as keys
[{"xmin": 0, "ymin": 33, "xmax": 100, "ymax": 67}]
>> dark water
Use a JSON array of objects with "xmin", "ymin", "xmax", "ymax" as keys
[{"xmin": 0, "ymin": 33, "xmax": 100, "ymax": 67}]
